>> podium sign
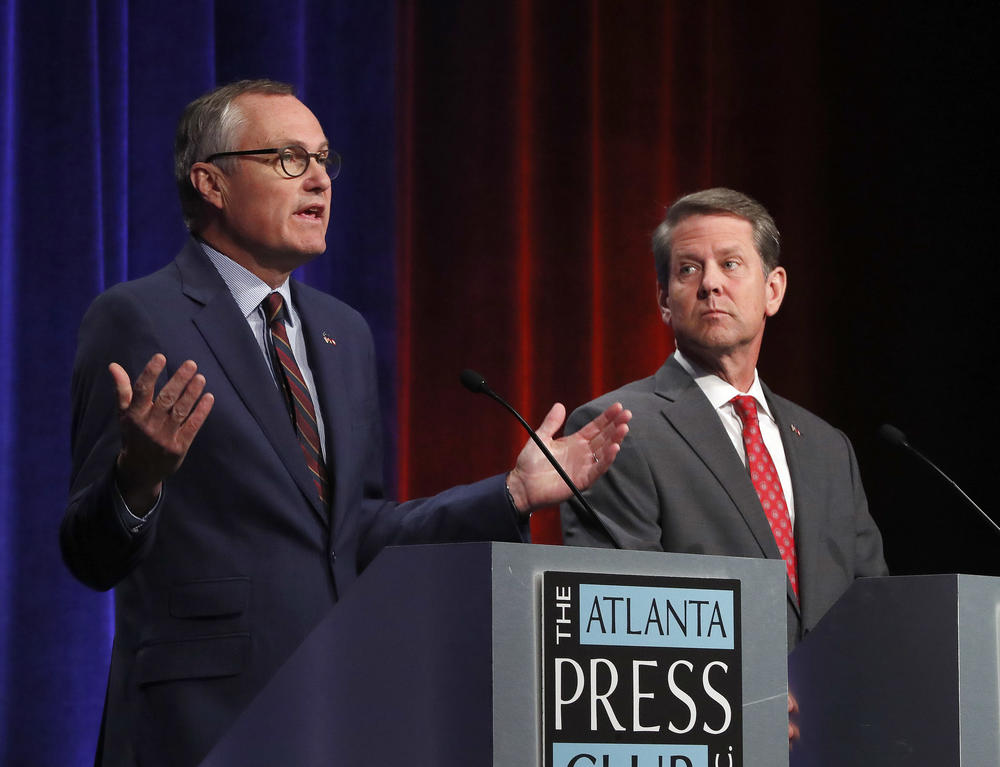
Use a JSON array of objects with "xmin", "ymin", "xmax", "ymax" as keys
[{"xmin": 543, "ymin": 572, "xmax": 743, "ymax": 767}]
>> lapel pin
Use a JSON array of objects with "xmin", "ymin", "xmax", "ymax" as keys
[
  {"xmin": 322, "ymin": 332, "xmax": 337, "ymax": 346},
  {"xmin": 789, "ymin": 423, "xmax": 801, "ymax": 437}
]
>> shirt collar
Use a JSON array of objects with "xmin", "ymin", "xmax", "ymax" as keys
[
  {"xmin": 199, "ymin": 240, "xmax": 295, "ymax": 325},
  {"xmin": 672, "ymin": 347, "xmax": 774, "ymax": 422}
]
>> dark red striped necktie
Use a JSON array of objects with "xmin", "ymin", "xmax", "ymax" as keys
[{"xmin": 263, "ymin": 292, "xmax": 330, "ymax": 507}]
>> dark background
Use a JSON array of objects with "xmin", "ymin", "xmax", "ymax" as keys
[
  {"xmin": 1, "ymin": 2, "xmax": 996, "ymax": 763},
  {"xmin": 400, "ymin": 3, "xmax": 998, "ymax": 576}
]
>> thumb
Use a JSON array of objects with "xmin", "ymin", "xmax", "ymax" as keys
[
  {"xmin": 108, "ymin": 363, "xmax": 133, "ymax": 411},
  {"xmin": 535, "ymin": 402, "xmax": 566, "ymax": 439}
]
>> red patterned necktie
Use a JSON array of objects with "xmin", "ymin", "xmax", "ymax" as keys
[
  {"xmin": 730, "ymin": 395, "xmax": 798, "ymax": 597},
  {"xmin": 264, "ymin": 292, "xmax": 330, "ymax": 507}
]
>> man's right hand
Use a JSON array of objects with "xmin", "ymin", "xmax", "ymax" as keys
[{"xmin": 110, "ymin": 354, "xmax": 214, "ymax": 515}]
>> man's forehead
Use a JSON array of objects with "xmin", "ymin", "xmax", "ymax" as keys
[
  {"xmin": 671, "ymin": 214, "xmax": 755, "ymax": 251},
  {"xmin": 674, "ymin": 212, "xmax": 752, "ymax": 234},
  {"xmin": 233, "ymin": 93, "xmax": 327, "ymax": 146}
]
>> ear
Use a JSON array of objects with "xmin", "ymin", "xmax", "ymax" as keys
[
  {"xmin": 189, "ymin": 162, "xmax": 227, "ymax": 212},
  {"xmin": 764, "ymin": 266, "xmax": 787, "ymax": 317},
  {"xmin": 656, "ymin": 281, "xmax": 672, "ymax": 327}
]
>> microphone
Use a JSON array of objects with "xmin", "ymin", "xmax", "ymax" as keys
[
  {"xmin": 879, "ymin": 423, "xmax": 1000, "ymax": 536},
  {"xmin": 460, "ymin": 369, "xmax": 613, "ymax": 539}
]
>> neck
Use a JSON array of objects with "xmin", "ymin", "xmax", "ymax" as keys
[
  {"xmin": 679, "ymin": 344, "xmax": 759, "ymax": 393},
  {"xmin": 196, "ymin": 228, "xmax": 293, "ymax": 289}
]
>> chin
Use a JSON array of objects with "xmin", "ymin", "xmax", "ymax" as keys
[{"xmin": 293, "ymin": 237, "xmax": 328, "ymax": 257}]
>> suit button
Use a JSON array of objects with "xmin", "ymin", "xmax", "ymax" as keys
[{"xmin": 329, "ymin": 550, "xmax": 336, "ymax": 564}]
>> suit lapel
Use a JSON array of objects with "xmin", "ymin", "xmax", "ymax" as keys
[
  {"xmin": 177, "ymin": 243, "xmax": 327, "ymax": 526},
  {"xmin": 765, "ymin": 387, "xmax": 813, "ymax": 618},
  {"xmin": 654, "ymin": 358, "xmax": 783, "ymax": 563}
]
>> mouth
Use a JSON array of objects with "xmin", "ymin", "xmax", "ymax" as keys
[{"xmin": 294, "ymin": 204, "xmax": 326, "ymax": 221}]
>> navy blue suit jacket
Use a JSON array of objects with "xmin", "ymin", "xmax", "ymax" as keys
[{"xmin": 62, "ymin": 241, "xmax": 523, "ymax": 766}]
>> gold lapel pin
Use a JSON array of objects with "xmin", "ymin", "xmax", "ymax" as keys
[{"xmin": 322, "ymin": 332, "xmax": 337, "ymax": 346}]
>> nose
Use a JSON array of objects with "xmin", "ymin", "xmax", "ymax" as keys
[
  {"xmin": 697, "ymin": 261, "xmax": 724, "ymax": 298},
  {"xmin": 302, "ymin": 156, "xmax": 332, "ymax": 193}
]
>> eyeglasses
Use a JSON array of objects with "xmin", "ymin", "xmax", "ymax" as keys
[{"xmin": 204, "ymin": 145, "xmax": 342, "ymax": 180}]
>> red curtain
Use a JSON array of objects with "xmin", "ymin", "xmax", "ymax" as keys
[{"xmin": 396, "ymin": 1, "xmax": 831, "ymax": 543}]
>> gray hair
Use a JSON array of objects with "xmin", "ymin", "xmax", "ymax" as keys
[
  {"xmin": 652, "ymin": 188, "xmax": 781, "ymax": 285},
  {"xmin": 174, "ymin": 79, "xmax": 296, "ymax": 230}
]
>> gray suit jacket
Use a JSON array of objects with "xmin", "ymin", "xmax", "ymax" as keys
[{"xmin": 561, "ymin": 355, "xmax": 887, "ymax": 650}]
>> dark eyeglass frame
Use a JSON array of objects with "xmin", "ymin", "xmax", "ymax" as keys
[{"xmin": 204, "ymin": 145, "xmax": 342, "ymax": 179}]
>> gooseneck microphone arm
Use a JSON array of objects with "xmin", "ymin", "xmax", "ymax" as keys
[
  {"xmin": 879, "ymin": 423, "xmax": 1000, "ymax": 536},
  {"xmin": 460, "ymin": 369, "xmax": 613, "ymax": 539}
]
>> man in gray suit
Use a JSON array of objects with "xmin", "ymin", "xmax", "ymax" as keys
[{"xmin": 561, "ymin": 188, "xmax": 887, "ymax": 654}]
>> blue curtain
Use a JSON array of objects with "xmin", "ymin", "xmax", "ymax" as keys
[{"xmin": 0, "ymin": 2, "xmax": 396, "ymax": 763}]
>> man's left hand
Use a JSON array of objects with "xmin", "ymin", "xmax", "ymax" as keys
[
  {"xmin": 506, "ymin": 402, "xmax": 631, "ymax": 513},
  {"xmin": 788, "ymin": 692, "xmax": 800, "ymax": 747}
]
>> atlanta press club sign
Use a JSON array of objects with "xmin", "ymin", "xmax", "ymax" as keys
[{"xmin": 543, "ymin": 572, "xmax": 742, "ymax": 767}]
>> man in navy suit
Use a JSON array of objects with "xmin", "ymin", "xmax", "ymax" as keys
[{"xmin": 61, "ymin": 79, "xmax": 630, "ymax": 767}]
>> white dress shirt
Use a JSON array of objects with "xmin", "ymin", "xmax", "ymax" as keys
[{"xmin": 673, "ymin": 348, "xmax": 795, "ymax": 526}]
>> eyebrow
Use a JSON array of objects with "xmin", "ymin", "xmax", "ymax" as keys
[
  {"xmin": 674, "ymin": 244, "xmax": 746, "ymax": 257},
  {"xmin": 713, "ymin": 245, "xmax": 746, "ymax": 256},
  {"xmin": 268, "ymin": 138, "xmax": 330, "ymax": 150}
]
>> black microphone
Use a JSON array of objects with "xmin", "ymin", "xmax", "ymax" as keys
[
  {"xmin": 879, "ymin": 423, "xmax": 1000, "ymax": 536},
  {"xmin": 460, "ymin": 368, "xmax": 613, "ymax": 540}
]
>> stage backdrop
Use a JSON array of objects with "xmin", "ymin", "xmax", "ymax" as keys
[{"xmin": 1, "ymin": 2, "xmax": 997, "ymax": 764}]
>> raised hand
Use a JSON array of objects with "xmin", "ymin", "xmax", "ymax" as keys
[
  {"xmin": 506, "ymin": 401, "xmax": 631, "ymax": 513},
  {"xmin": 110, "ymin": 354, "xmax": 214, "ymax": 514}
]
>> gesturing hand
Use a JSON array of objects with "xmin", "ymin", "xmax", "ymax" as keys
[
  {"xmin": 506, "ymin": 402, "xmax": 631, "ymax": 513},
  {"xmin": 110, "ymin": 354, "xmax": 214, "ymax": 515}
]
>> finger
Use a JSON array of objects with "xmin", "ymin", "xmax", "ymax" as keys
[
  {"xmin": 788, "ymin": 720, "xmax": 800, "ymax": 744},
  {"xmin": 108, "ymin": 363, "xmax": 134, "ymax": 411},
  {"xmin": 611, "ymin": 404, "xmax": 632, "ymax": 427},
  {"xmin": 169, "ymin": 373, "xmax": 207, "ymax": 424},
  {"xmin": 534, "ymin": 402, "xmax": 566, "ymax": 440},
  {"xmin": 574, "ymin": 402, "xmax": 626, "ymax": 441},
  {"xmin": 593, "ymin": 439, "xmax": 623, "ymax": 467},
  {"xmin": 600, "ymin": 417, "xmax": 631, "ymax": 455},
  {"xmin": 584, "ymin": 409, "xmax": 631, "ymax": 463},
  {"xmin": 177, "ymin": 392, "xmax": 215, "ymax": 445},
  {"xmin": 592, "ymin": 406, "xmax": 631, "ymax": 447},
  {"xmin": 130, "ymin": 354, "xmax": 168, "ymax": 412},
  {"xmin": 149, "ymin": 360, "xmax": 199, "ymax": 421},
  {"xmin": 787, "ymin": 692, "xmax": 800, "ymax": 745}
]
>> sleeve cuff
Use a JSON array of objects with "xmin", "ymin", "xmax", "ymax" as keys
[{"xmin": 113, "ymin": 481, "xmax": 162, "ymax": 533}]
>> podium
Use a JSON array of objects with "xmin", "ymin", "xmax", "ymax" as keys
[
  {"xmin": 200, "ymin": 542, "xmax": 789, "ymax": 766},
  {"xmin": 789, "ymin": 574, "xmax": 1000, "ymax": 765}
]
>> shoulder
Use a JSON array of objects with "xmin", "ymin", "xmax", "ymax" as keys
[
  {"xmin": 290, "ymin": 280, "xmax": 373, "ymax": 342},
  {"xmin": 764, "ymin": 387, "xmax": 853, "ymax": 450},
  {"xmin": 78, "ymin": 262, "xmax": 183, "ymax": 343},
  {"xmin": 765, "ymin": 389, "xmax": 833, "ymax": 430},
  {"xmin": 292, "ymin": 279, "xmax": 365, "ymax": 319},
  {"xmin": 92, "ymin": 258, "xmax": 179, "ymax": 299},
  {"xmin": 566, "ymin": 374, "xmax": 662, "ymax": 431}
]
